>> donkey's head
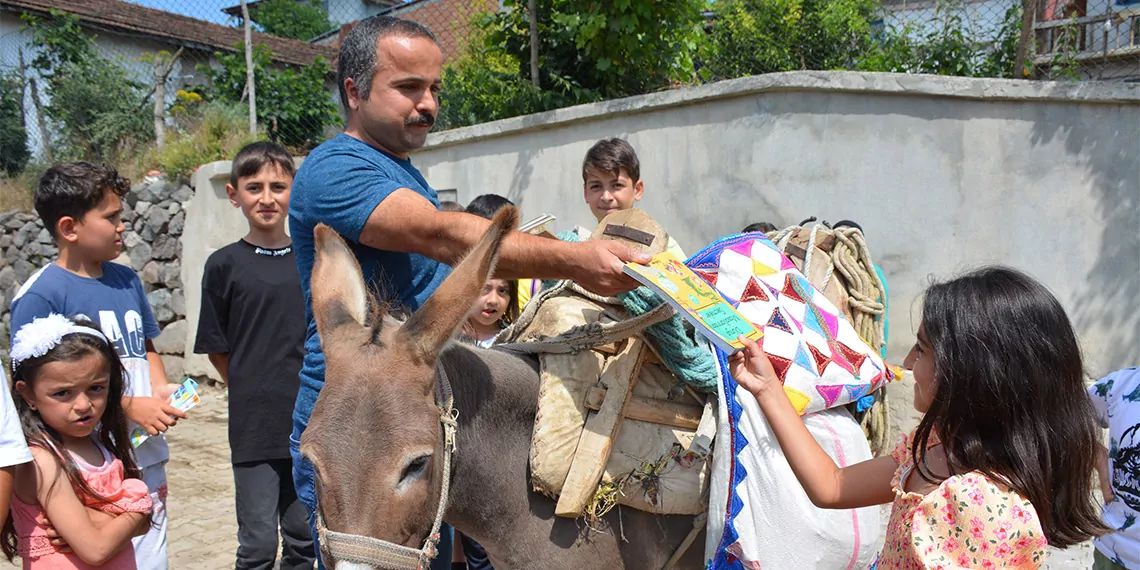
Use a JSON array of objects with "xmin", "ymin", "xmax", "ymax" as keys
[{"xmin": 300, "ymin": 207, "xmax": 518, "ymax": 565}]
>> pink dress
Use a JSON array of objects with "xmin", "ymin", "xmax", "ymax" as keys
[
  {"xmin": 11, "ymin": 440, "xmax": 152, "ymax": 569},
  {"xmin": 876, "ymin": 431, "xmax": 1048, "ymax": 569}
]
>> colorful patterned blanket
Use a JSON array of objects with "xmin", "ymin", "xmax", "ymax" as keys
[{"xmin": 686, "ymin": 233, "xmax": 892, "ymax": 569}]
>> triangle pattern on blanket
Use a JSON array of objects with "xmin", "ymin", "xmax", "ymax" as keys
[
  {"xmin": 815, "ymin": 384, "xmax": 845, "ymax": 407},
  {"xmin": 834, "ymin": 341, "xmax": 869, "ymax": 372},
  {"xmin": 808, "ymin": 343, "xmax": 833, "ymax": 374},
  {"xmin": 826, "ymin": 340, "xmax": 857, "ymax": 375},
  {"xmin": 765, "ymin": 309, "xmax": 794, "ymax": 335},
  {"xmin": 783, "ymin": 387, "xmax": 812, "ymax": 415},
  {"xmin": 740, "ymin": 278, "xmax": 769, "ymax": 303},
  {"xmin": 752, "ymin": 260, "xmax": 779, "ymax": 277},
  {"xmin": 844, "ymin": 383, "xmax": 870, "ymax": 402},
  {"xmin": 768, "ymin": 353, "xmax": 793, "ymax": 384},
  {"xmin": 780, "ymin": 274, "xmax": 806, "ymax": 304},
  {"xmin": 793, "ymin": 343, "xmax": 816, "ymax": 375}
]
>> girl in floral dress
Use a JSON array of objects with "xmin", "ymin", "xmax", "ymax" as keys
[{"xmin": 730, "ymin": 267, "xmax": 1108, "ymax": 569}]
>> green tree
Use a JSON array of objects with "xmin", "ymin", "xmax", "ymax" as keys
[
  {"xmin": 202, "ymin": 44, "xmax": 339, "ymax": 149},
  {"xmin": 251, "ymin": 0, "xmax": 336, "ymax": 41},
  {"xmin": 22, "ymin": 10, "xmax": 152, "ymax": 164},
  {"xmin": 704, "ymin": 0, "xmax": 881, "ymax": 79},
  {"xmin": 0, "ymin": 74, "xmax": 30, "ymax": 177},
  {"xmin": 858, "ymin": 0, "xmax": 1025, "ymax": 78},
  {"xmin": 483, "ymin": 0, "xmax": 707, "ymax": 99}
]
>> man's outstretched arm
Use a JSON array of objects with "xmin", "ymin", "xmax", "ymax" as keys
[{"xmin": 358, "ymin": 189, "xmax": 647, "ymax": 297}]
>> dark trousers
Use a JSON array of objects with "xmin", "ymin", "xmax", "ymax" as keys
[
  {"xmin": 461, "ymin": 534, "xmax": 494, "ymax": 570},
  {"xmin": 234, "ymin": 458, "xmax": 317, "ymax": 570}
]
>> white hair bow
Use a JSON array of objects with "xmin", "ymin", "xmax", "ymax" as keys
[{"xmin": 9, "ymin": 314, "xmax": 109, "ymax": 371}]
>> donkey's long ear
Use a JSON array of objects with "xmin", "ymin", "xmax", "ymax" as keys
[
  {"xmin": 398, "ymin": 206, "xmax": 519, "ymax": 365},
  {"xmin": 311, "ymin": 224, "xmax": 369, "ymax": 339}
]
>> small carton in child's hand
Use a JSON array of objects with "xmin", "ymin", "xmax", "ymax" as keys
[{"xmin": 130, "ymin": 378, "xmax": 199, "ymax": 448}]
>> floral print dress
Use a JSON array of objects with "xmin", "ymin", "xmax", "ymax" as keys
[{"xmin": 875, "ymin": 431, "xmax": 1048, "ymax": 569}]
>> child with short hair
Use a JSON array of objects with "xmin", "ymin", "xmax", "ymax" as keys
[
  {"xmin": 194, "ymin": 142, "xmax": 315, "ymax": 570},
  {"xmin": 580, "ymin": 138, "xmax": 686, "ymax": 259},
  {"xmin": 1088, "ymin": 367, "xmax": 1140, "ymax": 570},
  {"xmin": 3, "ymin": 314, "xmax": 153, "ymax": 568},
  {"xmin": 9, "ymin": 162, "xmax": 182, "ymax": 568},
  {"xmin": 731, "ymin": 266, "xmax": 1108, "ymax": 568}
]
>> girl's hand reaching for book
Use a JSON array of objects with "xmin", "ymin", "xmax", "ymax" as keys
[{"xmin": 730, "ymin": 335, "xmax": 782, "ymax": 397}]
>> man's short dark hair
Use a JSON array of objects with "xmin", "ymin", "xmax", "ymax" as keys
[
  {"xmin": 35, "ymin": 162, "xmax": 130, "ymax": 239},
  {"xmin": 582, "ymin": 138, "xmax": 640, "ymax": 183},
  {"xmin": 337, "ymin": 16, "xmax": 438, "ymax": 110},
  {"xmin": 743, "ymin": 222, "xmax": 778, "ymax": 234},
  {"xmin": 465, "ymin": 194, "xmax": 514, "ymax": 219},
  {"xmin": 229, "ymin": 141, "xmax": 295, "ymax": 187}
]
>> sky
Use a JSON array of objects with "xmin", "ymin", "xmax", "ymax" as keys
[{"xmin": 125, "ymin": 0, "xmax": 240, "ymax": 25}]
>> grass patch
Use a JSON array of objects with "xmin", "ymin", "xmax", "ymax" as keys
[{"xmin": 0, "ymin": 163, "xmax": 49, "ymax": 212}]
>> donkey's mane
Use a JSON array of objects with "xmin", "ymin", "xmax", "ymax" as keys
[{"xmin": 364, "ymin": 281, "xmax": 411, "ymax": 345}]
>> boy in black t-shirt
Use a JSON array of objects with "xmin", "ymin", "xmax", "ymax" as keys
[{"xmin": 194, "ymin": 142, "xmax": 316, "ymax": 570}]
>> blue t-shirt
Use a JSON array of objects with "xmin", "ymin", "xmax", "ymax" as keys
[
  {"xmin": 9, "ymin": 262, "xmax": 166, "ymax": 467},
  {"xmin": 289, "ymin": 134, "xmax": 450, "ymax": 425}
]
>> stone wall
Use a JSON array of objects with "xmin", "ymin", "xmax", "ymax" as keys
[{"xmin": 0, "ymin": 177, "xmax": 197, "ymax": 382}]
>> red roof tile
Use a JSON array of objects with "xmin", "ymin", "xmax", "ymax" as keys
[{"xmin": 1, "ymin": 0, "xmax": 339, "ymax": 67}]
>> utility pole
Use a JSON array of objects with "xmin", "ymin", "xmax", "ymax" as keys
[
  {"xmin": 241, "ymin": 0, "xmax": 257, "ymax": 135},
  {"xmin": 152, "ymin": 48, "xmax": 184, "ymax": 148}
]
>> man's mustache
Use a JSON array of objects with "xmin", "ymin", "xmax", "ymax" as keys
[{"xmin": 406, "ymin": 114, "xmax": 435, "ymax": 128}]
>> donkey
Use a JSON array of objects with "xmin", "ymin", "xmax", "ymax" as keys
[{"xmin": 299, "ymin": 207, "xmax": 705, "ymax": 569}]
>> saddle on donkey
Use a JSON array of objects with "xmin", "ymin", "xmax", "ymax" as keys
[{"xmin": 498, "ymin": 211, "xmax": 892, "ymax": 569}]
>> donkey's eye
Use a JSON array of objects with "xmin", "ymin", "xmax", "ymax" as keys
[{"xmin": 401, "ymin": 455, "xmax": 430, "ymax": 482}]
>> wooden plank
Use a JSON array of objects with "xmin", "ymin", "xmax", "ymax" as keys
[
  {"xmin": 554, "ymin": 338, "xmax": 647, "ymax": 518},
  {"xmin": 584, "ymin": 387, "xmax": 702, "ymax": 430}
]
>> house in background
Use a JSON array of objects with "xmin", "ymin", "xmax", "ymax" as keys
[
  {"xmin": 880, "ymin": 0, "xmax": 1138, "ymax": 81},
  {"xmin": 0, "ymin": 0, "xmax": 339, "ymax": 157},
  {"xmin": 1033, "ymin": 0, "xmax": 1139, "ymax": 80},
  {"xmin": 224, "ymin": 0, "xmax": 404, "ymax": 31},
  {"xmin": 306, "ymin": 0, "xmax": 499, "ymax": 62}
]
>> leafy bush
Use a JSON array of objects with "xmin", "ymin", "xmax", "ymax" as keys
[
  {"xmin": 201, "ymin": 44, "xmax": 339, "ymax": 150},
  {"xmin": 704, "ymin": 0, "xmax": 880, "ymax": 79},
  {"xmin": 22, "ymin": 10, "xmax": 153, "ymax": 164},
  {"xmin": 140, "ymin": 99, "xmax": 262, "ymax": 182},
  {"xmin": 481, "ymin": 0, "xmax": 706, "ymax": 100},
  {"xmin": 251, "ymin": 0, "xmax": 336, "ymax": 41},
  {"xmin": 858, "ymin": 0, "xmax": 1024, "ymax": 78},
  {"xmin": 438, "ymin": 35, "xmax": 599, "ymax": 130},
  {"xmin": 0, "ymin": 75, "xmax": 30, "ymax": 177}
]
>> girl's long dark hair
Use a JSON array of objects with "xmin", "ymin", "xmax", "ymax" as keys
[
  {"xmin": 2, "ymin": 318, "xmax": 151, "ymax": 560},
  {"xmin": 912, "ymin": 266, "xmax": 1109, "ymax": 547}
]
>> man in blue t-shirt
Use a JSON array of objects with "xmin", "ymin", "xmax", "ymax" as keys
[{"xmin": 290, "ymin": 17, "xmax": 647, "ymax": 568}]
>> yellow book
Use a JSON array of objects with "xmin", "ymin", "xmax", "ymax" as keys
[{"xmin": 623, "ymin": 252, "xmax": 762, "ymax": 353}]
